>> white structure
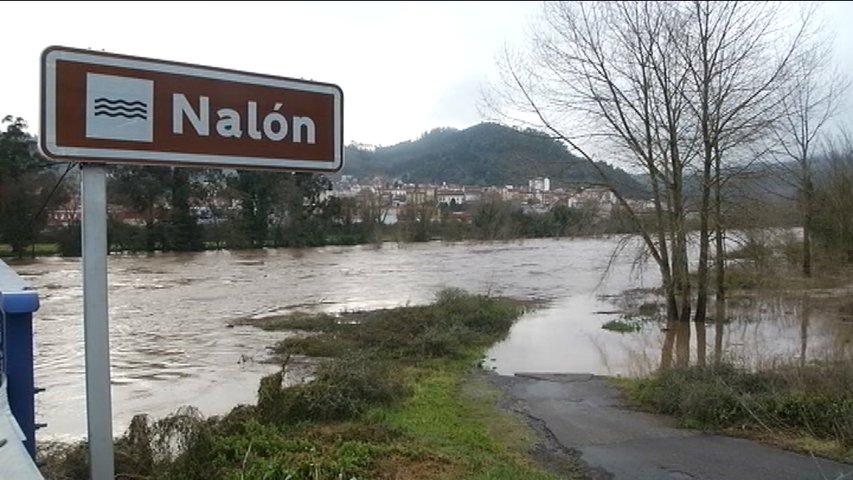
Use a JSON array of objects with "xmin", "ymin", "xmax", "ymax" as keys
[
  {"xmin": 437, "ymin": 189, "xmax": 466, "ymax": 206},
  {"xmin": 567, "ymin": 188, "xmax": 618, "ymax": 215},
  {"xmin": 528, "ymin": 177, "xmax": 550, "ymax": 192}
]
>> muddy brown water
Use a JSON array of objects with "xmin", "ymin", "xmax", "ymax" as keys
[{"xmin": 14, "ymin": 237, "xmax": 853, "ymax": 440}]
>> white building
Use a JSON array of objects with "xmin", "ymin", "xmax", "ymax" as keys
[
  {"xmin": 567, "ymin": 188, "xmax": 618, "ymax": 215},
  {"xmin": 437, "ymin": 189, "xmax": 466, "ymax": 206},
  {"xmin": 528, "ymin": 177, "xmax": 551, "ymax": 192}
]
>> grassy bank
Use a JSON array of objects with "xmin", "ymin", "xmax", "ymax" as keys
[
  {"xmin": 0, "ymin": 242, "xmax": 60, "ymax": 257},
  {"xmin": 41, "ymin": 290, "xmax": 581, "ymax": 479},
  {"xmin": 621, "ymin": 364, "xmax": 853, "ymax": 462}
]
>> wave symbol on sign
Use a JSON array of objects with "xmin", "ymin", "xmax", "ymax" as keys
[{"xmin": 93, "ymin": 97, "xmax": 148, "ymax": 120}]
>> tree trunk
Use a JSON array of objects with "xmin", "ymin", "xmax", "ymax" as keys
[
  {"xmin": 696, "ymin": 316, "xmax": 706, "ymax": 367},
  {"xmin": 799, "ymin": 300, "xmax": 810, "ymax": 368},
  {"xmin": 673, "ymin": 198, "xmax": 691, "ymax": 367},
  {"xmin": 713, "ymin": 146, "xmax": 726, "ymax": 366},
  {"xmin": 803, "ymin": 179, "xmax": 813, "ymax": 277},
  {"xmin": 801, "ymin": 152, "xmax": 815, "ymax": 277},
  {"xmin": 661, "ymin": 321, "xmax": 676, "ymax": 370},
  {"xmin": 695, "ymin": 155, "xmax": 713, "ymax": 367},
  {"xmin": 675, "ymin": 320, "xmax": 691, "ymax": 368},
  {"xmin": 667, "ymin": 134, "xmax": 691, "ymax": 368},
  {"xmin": 661, "ymin": 274, "xmax": 679, "ymax": 370},
  {"xmin": 714, "ymin": 299, "xmax": 725, "ymax": 366}
]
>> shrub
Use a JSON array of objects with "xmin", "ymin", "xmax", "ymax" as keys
[
  {"xmin": 410, "ymin": 323, "xmax": 468, "ymax": 358},
  {"xmin": 274, "ymin": 334, "xmax": 354, "ymax": 358},
  {"xmin": 241, "ymin": 313, "xmax": 340, "ymax": 332},
  {"xmin": 602, "ymin": 319, "xmax": 641, "ymax": 333},
  {"xmin": 258, "ymin": 356, "xmax": 408, "ymax": 425},
  {"xmin": 626, "ymin": 365, "xmax": 853, "ymax": 448}
]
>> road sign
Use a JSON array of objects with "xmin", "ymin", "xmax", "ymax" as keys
[
  {"xmin": 39, "ymin": 46, "xmax": 344, "ymax": 480},
  {"xmin": 41, "ymin": 46, "xmax": 343, "ymax": 171}
]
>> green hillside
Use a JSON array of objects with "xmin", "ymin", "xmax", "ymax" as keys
[{"xmin": 342, "ymin": 123, "xmax": 644, "ymax": 195}]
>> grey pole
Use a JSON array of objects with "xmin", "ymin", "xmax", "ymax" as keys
[{"xmin": 81, "ymin": 163, "xmax": 115, "ymax": 479}]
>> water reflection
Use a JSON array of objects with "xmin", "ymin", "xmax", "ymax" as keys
[{"xmin": 487, "ymin": 292, "xmax": 853, "ymax": 377}]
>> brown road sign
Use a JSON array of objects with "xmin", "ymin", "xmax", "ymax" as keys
[{"xmin": 40, "ymin": 46, "xmax": 343, "ymax": 171}]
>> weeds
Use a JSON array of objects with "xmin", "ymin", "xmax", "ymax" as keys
[
  {"xmin": 623, "ymin": 364, "xmax": 853, "ymax": 461},
  {"xmin": 238, "ymin": 313, "xmax": 341, "ymax": 332},
  {"xmin": 601, "ymin": 319, "xmax": 642, "ymax": 333},
  {"xmin": 40, "ymin": 290, "xmax": 569, "ymax": 479},
  {"xmin": 256, "ymin": 356, "xmax": 409, "ymax": 425},
  {"xmin": 272, "ymin": 289, "xmax": 520, "ymax": 361}
]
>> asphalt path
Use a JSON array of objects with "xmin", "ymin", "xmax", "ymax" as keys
[{"xmin": 495, "ymin": 373, "xmax": 853, "ymax": 480}]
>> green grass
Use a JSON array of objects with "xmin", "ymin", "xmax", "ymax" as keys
[
  {"xmin": 0, "ymin": 243, "xmax": 60, "ymax": 256},
  {"xmin": 268, "ymin": 289, "xmax": 524, "ymax": 361},
  {"xmin": 237, "ymin": 313, "xmax": 341, "ymax": 332},
  {"xmin": 602, "ymin": 319, "xmax": 642, "ymax": 333},
  {"xmin": 383, "ymin": 366, "xmax": 568, "ymax": 479},
  {"xmin": 40, "ymin": 289, "xmax": 577, "ymax": 479}
]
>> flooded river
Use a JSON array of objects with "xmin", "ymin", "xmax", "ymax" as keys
[{"xmin": 14, "ymin": 236, "xmax": 853, "ymax": 440}]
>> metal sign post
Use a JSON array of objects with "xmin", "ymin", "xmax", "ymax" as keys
[{"xmin": 80, "ymin": 164, "xmax": 114, "ymax": 479}]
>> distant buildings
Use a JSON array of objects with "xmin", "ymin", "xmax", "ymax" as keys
[
  {"xmin": 325, "ymin": 174, "xmax": 654, "ymax": 224},
  {"xmin": 528, "ymin": 177, "xmax": 550, "ymax": 192},
  {"xmin": 436, "ymin": 189, "xmax": 465, "ymax": 206},
  {"xmin": 48, "ymin": 173, "xmax": 652, "ymax": 230},
  {"xmin": 566, "ymin": 188, "xmax": 618, "ymax": 215}
]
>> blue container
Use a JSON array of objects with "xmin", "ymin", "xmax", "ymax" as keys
[{"xmin": 0, "ymin": 260, "xmax": 40, "ymax": 459}]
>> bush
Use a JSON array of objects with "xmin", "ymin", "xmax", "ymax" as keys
[
  {"xmin": 271, "ymin": 290, "xmax": 522, "ymax": 362},
  {"xmin": 45, "ymin": 223, "xmax": 81, "ymax": 257},
  {"xmin": 238, "ymin": 313, "xmax": 340, "ymax": 332},
  {"xmin": 38, "ymin": 442, "xmax": 88, "ymax": 480},
  {"xmin": 275, "ymin": 334, "xmax": 354, "ymax": 358},
  {"xmin": 602, "ymin": 319, "xmax": 641, "ymax": 333},
  {"xmin": 410, "ymin": 323, "xmax": 468, "ymax": 358},
  {"xmin": 626, "ymin": 365, "xmax": 853, "ymax": 448},
  {"xmin": 258, "ymin": 356, "xmax": 408, "ymax": 425},
  {"xmin": 38, "ymin": 290, "xmax": 532, "ymax": 480}
]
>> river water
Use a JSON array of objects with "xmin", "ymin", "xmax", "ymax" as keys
[{"xmin": 13, "ymin": 236, "xmax": 853, "ymax": 440}]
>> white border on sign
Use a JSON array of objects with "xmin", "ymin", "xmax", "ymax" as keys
[{"xmin": 42, "ymin": 48, "xmax": 343, "ymax": 171}]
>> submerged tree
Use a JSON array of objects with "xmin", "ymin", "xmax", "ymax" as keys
[{"xmin": 489, "ymin": 1, "xmax": 820, "ymax": 367}]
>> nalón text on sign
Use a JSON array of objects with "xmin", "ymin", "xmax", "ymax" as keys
[{"xmin": 41, "ymin": 46, "xmax": 343, "ymax": 171}]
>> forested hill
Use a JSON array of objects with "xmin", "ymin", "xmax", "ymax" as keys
[{"xmin": 342, "ymin": 123, "xmax": 644, "ymax": 195}]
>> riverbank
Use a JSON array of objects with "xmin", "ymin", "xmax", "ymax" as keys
[
  {"xmin": 24, "ymin": 234, "xmax": 851, "ymax": 441},
  {"xmin": 604, "ymin": 246, "xmax": 853, "ymax": 463},
  {"xmin": 619, "ymin": 364, "xmax": 853, "ymax": 463},
  {"xmin": 497, "ymin": 372, "xmax": 852, "ymax": 479},
  {"xmin": 40, "ymin": 290, "xmax": 586, "ymax": 479},
  {"xmin": 18, "ymin": 237, "xmax": 653, "ymax": 441}
]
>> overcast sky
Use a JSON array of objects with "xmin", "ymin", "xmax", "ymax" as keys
[
  {"xmin": 1, "ymin": 1, "xmax": 538, "ymax": 146},
  {"xmin": 2, "ymin": 1, "xmax": 851, "ymax": 147}
]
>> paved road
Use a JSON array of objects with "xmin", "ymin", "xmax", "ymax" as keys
[{"xmin": 495, "ymin": 373, "xmax": 853, "ymax": 480}]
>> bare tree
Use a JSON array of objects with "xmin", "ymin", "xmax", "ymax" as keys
[
  {"xmin": 678, "ymin": 1, "xmax": 811, "ymax": 366},
  {"xmin": 488, "ymin": 0, "xmax": 818, "ymax": 368},
  {"xmin": 770, "ymin": 22, "xmax": 849, "ymax": 277},
  {"xmin": 813, "ymin": 131, "xmax": 853, "ymax": 264}
]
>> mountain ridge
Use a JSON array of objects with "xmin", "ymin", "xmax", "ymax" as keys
[{"xmin": 340, "ymin": 123, "xmax": 644, "ymax": 195}]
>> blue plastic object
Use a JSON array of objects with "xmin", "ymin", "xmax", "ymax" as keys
[{"xmin": 0, "ymin": 260, "xmax": 41, "ymax": 459}]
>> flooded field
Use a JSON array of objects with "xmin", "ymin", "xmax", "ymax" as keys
[{"xmin": 15, "ymin": 236, "xmax": 853, "ymax": 440}]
